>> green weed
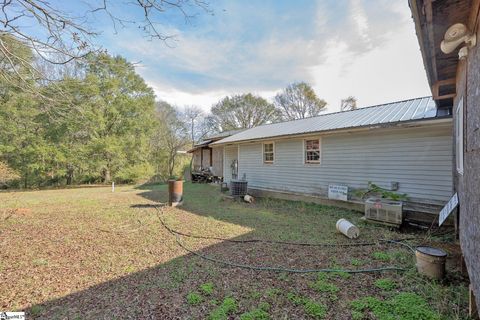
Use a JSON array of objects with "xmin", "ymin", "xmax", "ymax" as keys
[
  {"xmin": 240, "ymin": 303, "xmax": 270, "ymax": 320},
  {"xmin": 200, "ymin": 282, "xmax": 215, "ymax": 295},
  {"xmin": 303, "ymin": 299, "xmax": 327, "ymax": 319},
  {"xmin": 375, "ymin": 278, "xmax": 397, "ymax": 291},
  {"xmin": 351, "ymin": 292, "xmax": 441, "ymax": 320},
  {"xmin": 372, "ymin": 251, "xmax": 391, "ymax": 262},
  {"xmin": 351, "ymin": 258, "xmax": 363, "ymax": 266},
  {"xmin": 265, "ymin": 288, "xmax": 282, "ymax": 298},
  {"xmin": 287, "ymin": 292, "xmax": 327, "ymax": 319},
  {"xmin": 287, "ymin": 292, "xmax": 305, "ymax": 305},
  {"xmin": 208, "ymin": 297, "xmax": 238, "ymax": 320},
  {"xmin": 351, "ymin": 310, "xmax": 364, "ymax": 320},
  {"xmin": 29, "ymin": 305, "xmax": 43, "ymax": 316},
  {"xmin": 186, "ymin": 292, "xmax": 203, "ymax": 305}
]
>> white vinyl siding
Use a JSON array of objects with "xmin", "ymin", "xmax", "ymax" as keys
[{"xmin": 237, "ymin": 125, "xmax": 453, "ymax": 203}]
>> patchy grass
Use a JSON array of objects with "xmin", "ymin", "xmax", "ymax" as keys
[
  {"xmin": 0, "ymin": 183, "xmax": 470, "ymax": 319},
  {"xmin": 372, "ymin": 251, "xmax": 392, "ymax": 262},
  {"xmin": 375, "ymin": 278, "xmax": 397, "ymax": 291},
  {"xmin": 240, "ymin": 302, "xmax": 271, "ymax": 320},
  {"xmin": 287, "ymin": 292, "xmax": 327, "ymax": 319},
  {"xmin": 200, "ymin": 282, "xmax": 215, "ymax": 295},
  {"xmin": 351, "ymin": 258, "xmax": 364, "ymax": 266},
  {"xmin": 208, "ymin": 297, "xmax": 238, "ymax": 320},
  {"xmin": 186, "ymin": 292, "xmax": 203, "ymax": 305},
  {"xmin": 351, "ymin": 292, "xmax": 441, "ymax": 320}
]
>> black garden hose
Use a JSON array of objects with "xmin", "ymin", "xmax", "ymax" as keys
[{"xmin": 153, "ymin": 204, "xmax": 409, "ymax": 274}]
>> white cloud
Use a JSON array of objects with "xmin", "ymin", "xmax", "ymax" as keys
[
  {"xmin": 311, "ymin": 2, "xmax": 430, "ymax": 112},
  {"xmin": 112, "ymin": 0, "xmax": 430, "ymax": 112}
]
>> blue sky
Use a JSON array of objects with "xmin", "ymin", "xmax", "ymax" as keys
[{"xmin": 64, "ymin": 0, "xmax": 431, "ymax": 112}]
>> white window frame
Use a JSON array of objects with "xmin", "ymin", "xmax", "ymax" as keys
[
  {"xmin": 304, "ymin": 138, "xmax": 321, "ymax": 164},
  {"xmin": 456, "ymin": 97, "xmax": 464, "ymax": 175},
  {"xmin": 263, "ymin": 142, "xmax": 275, "ymax": 164}
]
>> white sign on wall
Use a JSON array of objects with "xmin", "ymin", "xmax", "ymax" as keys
[
  {"xmin": 328, "ymin": 184, "xmax": 348, "ymax": 201},
  {"xmin": 439, "ymin": 193, "xmax": 459, "ymax": 226}
]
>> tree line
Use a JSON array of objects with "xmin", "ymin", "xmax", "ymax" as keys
[{"xmin": 0, "ymin": 34, "xmax": 355, "ymax": 189}]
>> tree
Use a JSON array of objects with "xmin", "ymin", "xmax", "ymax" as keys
[
  {"xmin": 151, "ymin": 101, "xmax": 189, "ymax": 179},
  {"xmin": 211, "ymin": 94, "xmax": 280, "ymax": 131},
  {"xmin": 341, "ymin": 96, "xmax": 357, "ymax": 111},
  {"xmin": 274, "ymin": 82, "xmax": 327, "ymax": 120},
  {"xmin": 0, "ymin": 161, "xmax": 19, "ymax": 187},
  {"xmin": 183, "ymin": 106, "xmax": 204, "ymax": 145},
  {"xmin": 83, "ymin": 53, "xmax": 156, "ymax": 182}
]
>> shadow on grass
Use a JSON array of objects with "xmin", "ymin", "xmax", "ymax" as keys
[{"xmin": 23, "ymin": 183, "xmax": 451, "ymax": 319}]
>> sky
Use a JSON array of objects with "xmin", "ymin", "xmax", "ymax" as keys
[{"xmin": 75, "ymin": 0, "xmax": 431, "ymax": 113}]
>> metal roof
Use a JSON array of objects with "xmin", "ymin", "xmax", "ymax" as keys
[
  {"xmin": 212, "ymin": 97, "xmax": 448, "ymax": 145},
  {"xmin": 206, "ymin": 129, "xmax": 246, "ymax": 140}
]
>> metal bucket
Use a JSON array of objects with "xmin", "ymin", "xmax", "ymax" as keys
[
  {"xmin": 168, "ymin": 179, "xmax": 183, "ymax": 207},
  {"xmin": 415, "ymin": 246, "xmax": 447, "ymax": 279}
]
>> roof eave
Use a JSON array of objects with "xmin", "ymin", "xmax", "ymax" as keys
[{"xmin": 212, "ymin": 116, "xmax": 452, "ymax": 146}]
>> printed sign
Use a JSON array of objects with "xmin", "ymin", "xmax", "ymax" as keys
[
  {"xmin": 328, "ymin": 185, "xmax": 348, "ymax": 201},
  {"xmin": 439, "ymin": 193, "xmax": 459, "ymax": 226},
  {"xmin": 0, "ymin": 312, "xmax": 25, "ymax": 320}
]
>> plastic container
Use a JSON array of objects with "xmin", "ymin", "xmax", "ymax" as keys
[
  {"xmin": 336, "ymin": 218, "xmax": 360, "ymax": 239},
  {"xmin": 415, "ymin": 246, "xmax": 447, "ymax": 279},
  {"xmin": 168, "ymin": 179, "xmax": 183, "ymax": 207}
]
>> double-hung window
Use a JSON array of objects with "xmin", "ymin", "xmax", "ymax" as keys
[
  {"xmin": 263, "ymin": 142, "xmax": 274, "ymax": 164},
  {"xmin": 305, "ymin": 139, "xmax": 321, "ymax": 164}
]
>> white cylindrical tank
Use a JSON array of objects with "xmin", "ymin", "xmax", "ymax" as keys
[{"xmin": 336, "ymin": 218, "xmax": 360, "ymax": 239}]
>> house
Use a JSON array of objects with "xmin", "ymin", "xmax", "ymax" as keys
[
  {"xmin": 212, "ymin": 97, "xmax": 453, "ymax": 221},
  {"xmin": 410, "ymin": 0, "xmax": 480, "ymax": 314},
  {"xmin": 187, "ymin": 129, "xmax": 243, "ymax": 180}
]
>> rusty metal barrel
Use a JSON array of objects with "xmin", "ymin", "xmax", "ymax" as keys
[
  {"xmin": 415, "ymin": 246, "xmax": 447, "ymax": 279},
  {"xmin": 168, "ymin": 179, "xmax": 183, "ymax": 207}
]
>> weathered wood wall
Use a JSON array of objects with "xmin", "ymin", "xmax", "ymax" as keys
[
  {"xmin": 211, "ymin": 147, "xmax": 224, "ymax": 177},
  {"xmin": 455, "ymin": 5, "xmax": 480, "ymax": 309}
]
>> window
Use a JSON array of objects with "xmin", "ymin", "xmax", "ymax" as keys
[
  {"xmin": 305, "ymin": 139, "xmax": 321, "ymax": 164},
  {"xmin": 263, "ymin": 142, "xmax": 274, "ymax": 163},
  {"xmin": 456, "ymin": 97, "xmax": 464, "ymax": 175}
]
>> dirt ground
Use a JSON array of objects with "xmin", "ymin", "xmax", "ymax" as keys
[{"xmin": 0, "ymin": 183, "xmax": 470, "ymax": 319}]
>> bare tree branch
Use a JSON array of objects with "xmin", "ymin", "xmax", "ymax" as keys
[{"xmin": 0, "ymin": 0, "xmax": 211, "ymax": 91}]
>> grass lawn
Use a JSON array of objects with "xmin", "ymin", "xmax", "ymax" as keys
[{"xmin": 0, "ymin": 183, "xmax": 471, "ymax": 319}]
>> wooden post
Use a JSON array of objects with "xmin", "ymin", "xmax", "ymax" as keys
[
  {"xmin": 209, "ymin": 148, "xmax": 213, "ymax": 167},
  {"xmin": 471, "ymin": 285, "xmax": 479, "ymax": 319},
  {"xmin": 112, "ymin": 181, "xmax": 115, "ymax": 193}
]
